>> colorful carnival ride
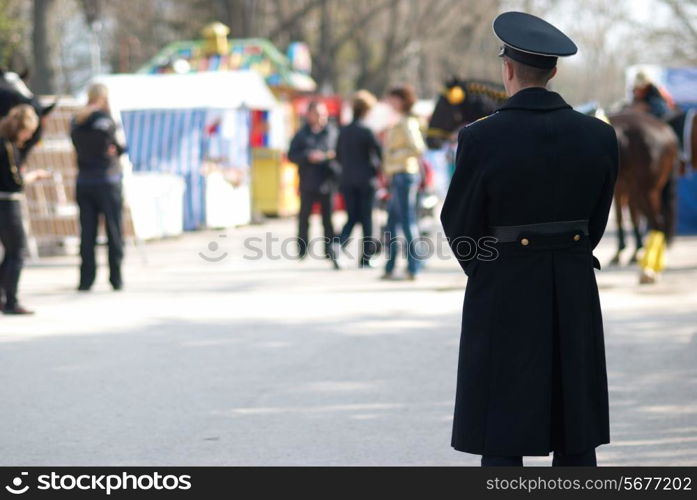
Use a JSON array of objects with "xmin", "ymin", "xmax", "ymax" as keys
[{"xmin": 135, "ymin": 22, "xmax": 321, "ymax": 220}]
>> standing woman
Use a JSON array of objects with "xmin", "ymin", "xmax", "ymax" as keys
[
  {"xmin": 0, "ymin": 104, "xmax": 49, "ymax": 314},
  {"xmin": 71, "ymin": 84, "xmax": 125, "ymax": 291},
  {"xmin": 336, "ymin": 90, "xmax": 382, "ymax": 268},
  {"xmin": 382, "ymin": 85, "xmax": 426, "ymax": 280}
]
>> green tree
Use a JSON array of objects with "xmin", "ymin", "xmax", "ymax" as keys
[{"xmin": 0, "ymin": 0, "xmax": 26, "ymax": 71}]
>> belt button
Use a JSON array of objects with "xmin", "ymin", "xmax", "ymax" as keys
[
  {"xmin": 573, "ymin": 234, "xmax": 581, "ymax": 241},
  {"xmin": 520, "ymin": 238, "xmax": 529, "ymax": 246}
]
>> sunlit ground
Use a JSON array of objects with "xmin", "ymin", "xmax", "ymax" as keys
[{"xmin": 1, "ymin": 214, "xmax": 696, "ymax": 466}]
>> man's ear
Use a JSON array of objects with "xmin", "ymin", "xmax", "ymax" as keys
[
  {"xmin": 548, "ymin": 67, "xmax": 558, "ymax": 81},
  {"xmin": 504, "ymin": 59, "xmax": 514, "ymax": 82}
]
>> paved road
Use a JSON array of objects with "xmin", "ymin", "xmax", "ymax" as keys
[{"xmin": 1, "ymin": 215, "xmax": 696, "ymax": 465}]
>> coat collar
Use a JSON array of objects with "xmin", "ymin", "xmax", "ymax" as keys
[{"xmin": 497, "ymin": 87, "xmax": 571, "ymax": 112}]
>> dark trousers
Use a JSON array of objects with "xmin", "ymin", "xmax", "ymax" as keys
[
  {"xmin": 0, "ymin": 200, "xmax": 27, "ymax": 308},
  {"xmin": 339, "ymin": 184, "xmax": 375, "ymax": 263},
  {"xmin": 76, "ymin": 182, "xmax": 124, "ymax": 289},
  {"xmin": 481, "ymin": 448, "xmax": 597, "ymax": 466},
  {"xmin": 298, "ymin": 190, "xmax": 334, "ymax": 257}
]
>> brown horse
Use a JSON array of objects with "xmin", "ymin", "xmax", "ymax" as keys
[{"xmin": 608, "ymin": 110, "xmax": 679, "ymax": 283}]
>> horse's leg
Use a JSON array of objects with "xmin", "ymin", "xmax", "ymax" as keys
[
  {"xmin": 610, "ymin": 194, "xmax": 625, "ymax": 265},
  {"xmin": 639, "ymin": 155, "xmax": 672, "ymax": 283},
  {"xmin": 643, "ymin": 188, "xmax": 663, "ymax": 283},
  {"xmin": 629, "ymin": 203, "xmax": 643, "ymax": 263},
  {"xmin": 660, "ymin": 148, "xmax": 679, "ymax": 245},
  {"xmin": 636, "ymin": 182, "xmax": 661, "ymax": 284},
  {"xmin": 654, "ymin": 147, "xmax": 678, "ymax": 272}
]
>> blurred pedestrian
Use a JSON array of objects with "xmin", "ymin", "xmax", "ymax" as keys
[
  {"xmin": 336, "ymin": 90, "xmax": 382, "ymax": 268},
  {"xmin": 71, "ymin": 83, "xmax": 126, "ymax": 291},
  {"xmin": 381, "ymin": 85, "xmax": 426, "ymax": 280},
  {"xmin": 0, "ymin": 104, "xmax": 51, "ymax": 314},
  {"xmin": 288, "ymin": 101, "xmax": 339, "ymax": 266}
]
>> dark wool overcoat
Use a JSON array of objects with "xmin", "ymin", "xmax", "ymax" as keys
[{"xmin": 440, "ymin": 87, "xmax": 618, "ymax": 456}]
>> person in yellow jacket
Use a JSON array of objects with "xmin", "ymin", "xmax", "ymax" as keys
[{"xmin": 381, "ymin": 85, "xmax": 426, "ymax": 280}]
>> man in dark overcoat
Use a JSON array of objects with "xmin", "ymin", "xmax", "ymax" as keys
[{"xmin": 440, "ymin": 11, "xmax": 619, "ymax": 466}]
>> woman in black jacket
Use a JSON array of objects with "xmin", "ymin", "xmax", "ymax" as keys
[
  {"xmin": 0, "ymin": 104, "xmax": 49, "ymax": 314},
  {"xmin": 71, "ymin": 83, "xmax": 126, "ymax": 291},
  {"xmin": 336, "ymin": 90, "xmax": 382, "ymax": 267}
]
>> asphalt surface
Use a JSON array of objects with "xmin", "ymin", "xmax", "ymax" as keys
[{"xmin": 1, "ymin": 214, "xmax": 696, "ymax": 466}]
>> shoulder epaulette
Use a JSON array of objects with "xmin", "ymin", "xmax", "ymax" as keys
[{"xmin": 466, "ymin": 112, "xmax": 497, "ymax": 127}]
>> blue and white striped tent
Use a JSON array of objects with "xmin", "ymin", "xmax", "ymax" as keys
[
  {"xmin": 121, "ymin": 108, "xmax": 207, "ymax": 230},
  {"xmin": 96, "ymin": 71, "xmax": 277, "ymax": 230}
]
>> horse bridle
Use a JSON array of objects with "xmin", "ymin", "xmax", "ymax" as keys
[
  {"xmin": 426, "ymin": 127, "xmax": 456, "ymax": 139},
  {"xmin": 427, "ymin": 82, "xmax": 507, "ymax": 141}
]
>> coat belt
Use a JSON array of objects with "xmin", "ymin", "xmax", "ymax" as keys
[{"xmin": 490, "ymin": 220, "xmax": 589, "ymax": 243}]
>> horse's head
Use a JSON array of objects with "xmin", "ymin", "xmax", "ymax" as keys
[
  {"xmin": 426, "ymin": 77, "xmax": 507, "ymax": 149},
  {"xmin": 0, "ymin": 70, "xmax": 56, "ymax": 118},
  {"xmin": 0, "ymin": 69, "xmax": 57, "ymax": 156}
]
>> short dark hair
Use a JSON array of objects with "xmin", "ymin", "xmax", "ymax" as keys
[
  {"xmin": 504, "ymin": 56, "xmax": 555, "ymax": 86},
  {"xmin": 306, "ymin": 100, "xmax": 326, "ymax": 114},
  {"xmin": 387, "ymin": 84, "xmax": 417, "ymax": 113}
]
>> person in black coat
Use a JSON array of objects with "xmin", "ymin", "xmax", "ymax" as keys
[
  {"xmin": 0, "ymin": 104, "xmax": 50, "ymax": 314},
  {"xmin": 71, "ymin": 83, "xmax": 126, "ymax": 291},
  {"xmin": 288, "ymin": 101, "xmax": 339, "ymax": 262},
  {"xmin": 336, "ymin": 90, "xmax": 382, "ymax": 267},
  {"xmin": 440, "ymin": 12, "xmax": 618, "ymax": 466}
]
